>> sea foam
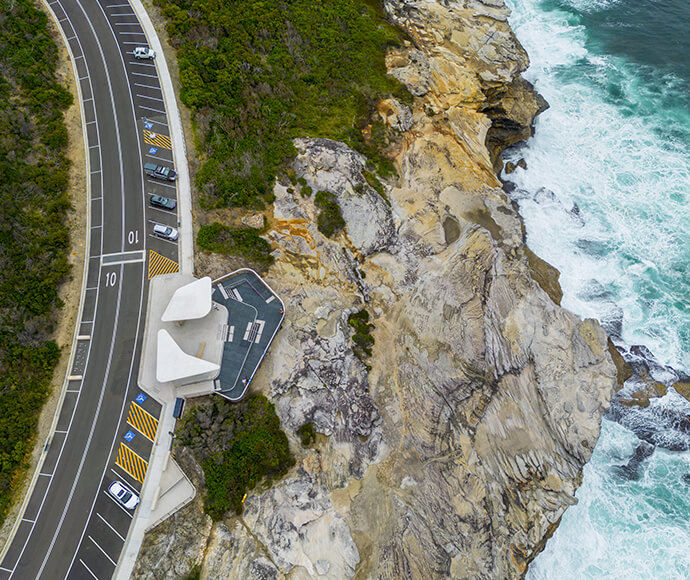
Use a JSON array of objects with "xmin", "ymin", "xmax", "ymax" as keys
[{"xmin": 504, "ymin": 0, "xmax": 690, "ymax": 575}]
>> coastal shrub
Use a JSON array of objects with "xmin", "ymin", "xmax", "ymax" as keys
[
  {"xmin": 178, "ymin": 395, "xmax": 295, "ymax": 519},
  {"xmin": 296, "ymin": 422, "xmax": 316, "ymax": 447},
  {"xmin": 0, "ymin": 0, "xmax": 73, "ymax": 524},
  {"xmin": 314, "ymin": 191, "xmax": 345, "ymax": 238},
  {"xmin": 197, "ymin": 223, "xmax": 274, "ymax": 269},
  {"xmin": 183, "ymin": 566, "xmax": 200, "ymax": 580},
  {"xmin": 156, "ymin": 0, "xmax": 408, "ymax": 209},
  {"xmin": 348, "ymin": 309, "xmax": 375, "ymax": 360},
  {"xmin": 363, "ymin": 170, "xmax": 391, "ymax": 205}
]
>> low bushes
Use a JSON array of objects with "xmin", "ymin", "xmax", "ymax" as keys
[
  {"xmin": 178, "ymin": 394, "xmax": 295, "ymax": 520},
  {"xmin": 348, "ymin": 309, "xmax": 375, "ymax": 362},
  {"xmin": 296, "ymin": 422, "xmax": 316, "ymax": 447},
  {"xmin": 0, "ymin": 0, "xmax": 73, "ymax": 524},
  {"xmin": 314, "ymin": 191, "xmax": 345, "ymax": 238},
  {"xmin": 157, "ymin": 0, "xmax": 408, "ymax": 209},
  {"xmin": 197, "ymin": 223, "xmax": 274, "ymax": 269}
]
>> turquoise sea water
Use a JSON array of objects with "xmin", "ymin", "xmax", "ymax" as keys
[{"xmin": 503, "ymin": 0, "xmax": 690, "ymax": 576}]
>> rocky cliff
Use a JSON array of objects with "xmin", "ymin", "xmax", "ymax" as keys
[{"xmin": 133, "ymin": 1, "xmax": 616, "ymax": 578}]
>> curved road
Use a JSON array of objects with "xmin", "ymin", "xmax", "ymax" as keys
[{"xmin": 0, "ymin": 1, "xmax": 182, "ymax": 578}]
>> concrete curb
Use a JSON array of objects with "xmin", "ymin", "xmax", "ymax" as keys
[
  {"xmin": 130, "ymin": 0, "xmax": 194, "ymax": 275},
  {"xmin": 0, "ymin": 0, "xmax": 94, "ymax": 563}
]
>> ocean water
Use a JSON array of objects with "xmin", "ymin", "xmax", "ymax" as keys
[{"xmin": 502, "ymin": 0, "xmax": 690, "ymax": 577}]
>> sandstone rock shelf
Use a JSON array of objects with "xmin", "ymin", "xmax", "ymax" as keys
[{"xmin": 133, "ymin": 2, "xmax": 618, "ymax": 578}]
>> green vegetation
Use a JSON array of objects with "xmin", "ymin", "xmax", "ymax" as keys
[
  {"xmin": 183, "ymin": 566, "xmax": 201, "ymax": 580},
  {"xmin": 178, "ymin": 394, "xmax": 295, "ymax": 519},
  {"xmin": 197, "ymin": 223, "xmax": 274, "ymax": 269},
  {"xmin": 0, "ymin": 0, "xmax": 73, "ymax": 523},
  {"xmin": 314, "ymin": 191, "xmax": 345, "ymax": 238},
  {"xmin": 348, "ymin": 309, "xmax": 375, "ymax": 362},
  {"xmin": 157, "ymin": 0, "xmax": 408, "ymax": 209},
  {"xmin": 296, "ymin": 422, "xmax": 316, "ymax": 447}
]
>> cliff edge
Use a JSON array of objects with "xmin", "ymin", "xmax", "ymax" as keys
[{"xmin": 133, "ymin": 1, "xmax": 615, "ymax": 578}]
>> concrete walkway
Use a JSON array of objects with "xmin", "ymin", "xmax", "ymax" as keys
[{"xmin": 113, "ymin": 2, "xmax": 196, "ymax": 578}]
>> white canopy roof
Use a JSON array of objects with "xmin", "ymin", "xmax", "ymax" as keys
[
  {"xmin": 156, "ymin": 329, "xmax": 219, "ymax": 383},
  {"xmin": 161, "ymin": 276, "xmax": 212, "ymax": 322}
]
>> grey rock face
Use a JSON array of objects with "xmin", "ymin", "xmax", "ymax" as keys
[{"xmin": 134, "ymin": 1, "xmax": 615, "ymax": 578}]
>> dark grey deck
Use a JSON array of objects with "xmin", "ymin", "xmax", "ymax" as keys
[{"xmin": 211, "ymin": 269, "xmax": 284, "ymax": 400}]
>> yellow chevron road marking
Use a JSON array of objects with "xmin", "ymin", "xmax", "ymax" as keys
[
  {"xmin": 127, "ymin": 402, "xmax": 159, "ymax": 442},
  {"xmin": 148, "ymin": 250, "xmax": 178, "ymax": 279},
  {"xmin": 143, "ymin": 129, "xmax": 172, "ymax": 150},
  {"xmin": 115, "ymin": 443, "xmax": 148, "ymax": 484}
]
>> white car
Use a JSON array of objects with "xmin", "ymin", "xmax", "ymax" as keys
[
  {"xmin": 134, "ymin": 46, "xmax": 155, "ymax": 60},
  {"xmin": 153, "ymin": 223, "xmax": 179, "ymax": 241},
  {"xmin": 108, "ymin": 481, "xmax": 139, "ymax": 510}
]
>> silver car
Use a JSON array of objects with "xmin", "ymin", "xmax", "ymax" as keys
[
  {"xmin": 153, "ymin": 223, "xmax": 179, "ymax": 241},
  {"xmin": 133, "ymin": 46, "xmax": 155, "ymax": 60}
]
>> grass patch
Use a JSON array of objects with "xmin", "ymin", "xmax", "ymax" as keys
[
  {"xmin": 348, "ymin": 309, "xmax": 375, "ymax": 362},
  {"xmin": 157, "ymin": 0, "xmax": 408, "ymax": 209},
  {"xmin": 197, "ymin": 223, "xmax": 274, "ymax": 269},
  {"xmin": 178, "ymin": 394, "xmax": 295, "ymax": 520},
  {"xmin": 314, "ymin": 191, "xmax": 345, "ymax": 238},
  {"xmin": 0, "ymin": 0, "xmax": 73, "ymax": 525},
  {"xmin": 296, "ymin": 423, "xmax": 316, "ymax": 447}
]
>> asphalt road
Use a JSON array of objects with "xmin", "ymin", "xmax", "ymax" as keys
[{"xmin": 0, "ymin": 1, "xmax": 179, "ymax": 578}]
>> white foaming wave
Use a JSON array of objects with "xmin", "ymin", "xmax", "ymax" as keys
[
  {"xmin": 561, "ymin": 0, "xmax": 622, "ymax": 14},
  {"xmin": 528, "ymin": 420, "xmax": 690, "ymax": 579},
  {"xmin": 507, "ymin": 0, "xmax": 588, "ymax": 78},
  {"xmin": 502, "ymin": 27, "xmax": 690, "ymax": 370},
  {"xmin": 505, "ymin": 1, "xmax": 690, "ymax": 576}
]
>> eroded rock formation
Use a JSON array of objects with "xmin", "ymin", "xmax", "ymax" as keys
[{"xmin": 134, "ymin": 1, "xmax": 617, "ymax": 578}]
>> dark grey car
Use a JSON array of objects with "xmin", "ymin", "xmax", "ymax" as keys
[
  {"xmin": 150, "ymin": 194, "xmax": 177, "ymax": 210},
  {"xmin": 144, "ymin": 162, "xmax": 177, "ymax": 181}
]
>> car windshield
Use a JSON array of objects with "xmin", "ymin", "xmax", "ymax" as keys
[
  {"xmin": 164, "ymin": 227, "xmax": 172, "ymax": 235},
  {"xmin": 121, "ymin": 491, "xmax": 132, "ymax": 503}
]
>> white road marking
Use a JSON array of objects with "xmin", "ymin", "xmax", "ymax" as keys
[
  {"xmin": 88, "ymin": 536, "xmax": 116, "ymax": 566},
  {"xmin": 96, "ymin": 513, "xmax": 125, "ymax": 542},
  {"xmin": 79, "ymin": 560, "xmax": 99, "ymax": 580},
  {"xmin": 146, "ymin": 153, "xmax": 173, "ymax": 163},
  {"xmin": 102, "ymin": 490, "xmax": 133, "ymax": 519},
  {"xmin": 131, "ymin": 71, "xmax": 158, "ymax": 79},
  {"xmin": 146, "ymin": 178, "xmax": 176, "ymax": 189},
  {"xmin": 254, "ymin": 320, "xmax": 265, "ymax": 343},
  {"xmin": 243, "ymin": 321, "xmax": 253, "ymax": 341},
  {"xmin": 139, "ymin": 105, "xmax": 166, "ymax": 114},
  {"xmin": 134, "ymin": 82, "xmax": 161, "ymax": 90},
  {"xmin": 137, "ymin": 94, "xmax": 164, "ymax": 103}
]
